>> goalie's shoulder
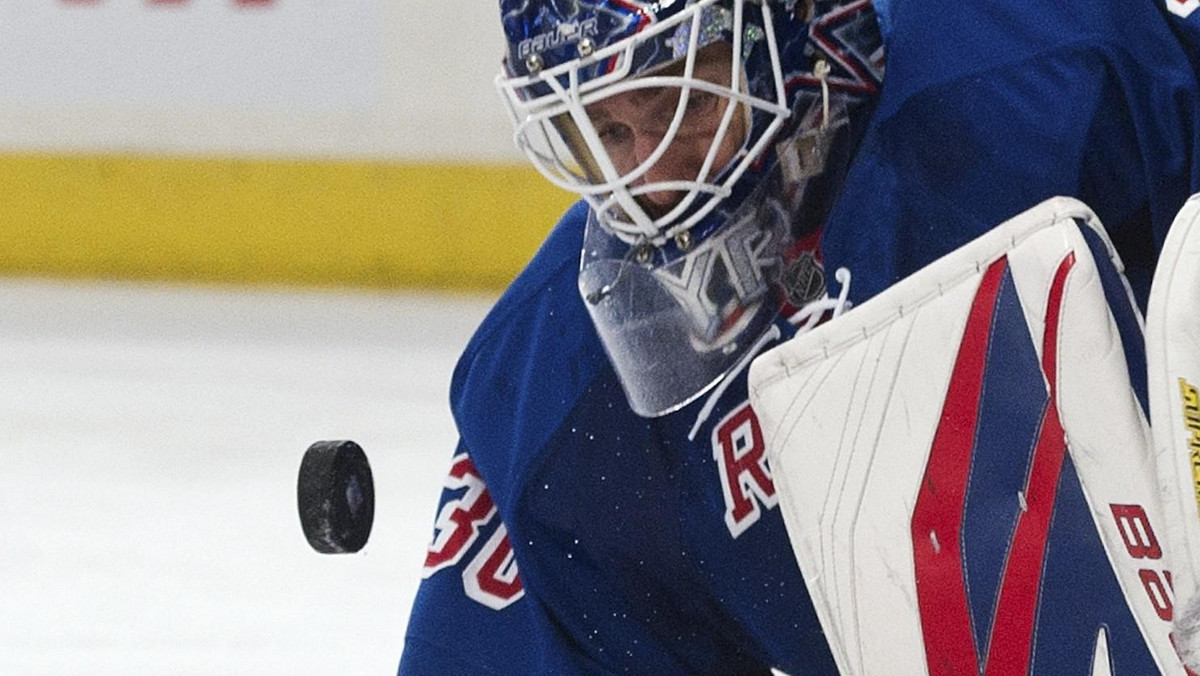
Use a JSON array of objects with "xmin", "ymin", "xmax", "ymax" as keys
[
  {"xmin": 453, "ymin": 199, "xmax": 591, "ymax": 405},
  {"xmin": 461, "ymin": 199, "xmax": 590, "ymax": 357},
  {"xmin": 448, "ymin": 200, "xmax": 611, "ymax": 488}
]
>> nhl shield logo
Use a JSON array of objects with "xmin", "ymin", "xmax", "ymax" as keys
[{"xmin": 781, "ymin": 251, "xmax": 826, "ymax": 307}]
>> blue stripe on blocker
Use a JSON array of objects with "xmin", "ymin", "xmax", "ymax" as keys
[{"xmin": 960, "ymin": 266, "xmax": 1047, "ymax": 662}]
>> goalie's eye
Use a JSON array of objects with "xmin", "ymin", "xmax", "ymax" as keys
[
  {"xmin": 596, "ymin": 121, "xmax": 634, "ymax": 148},
  {"xmin": 684, "ymin": 90, "xmax": 719, "ymax": 118}
]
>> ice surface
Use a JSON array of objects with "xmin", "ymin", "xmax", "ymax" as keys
[{"xmin": 0, "ymin": 278, "xmax": 495, "ymax": 676}]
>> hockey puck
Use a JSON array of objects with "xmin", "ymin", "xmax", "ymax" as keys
[{"xmin": 297, "ymin": 440, "xmax": 375, "ymax": 554}]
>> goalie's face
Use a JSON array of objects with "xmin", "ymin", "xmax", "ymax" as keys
[
  {"xmin": 584, "ymin": 43, "xmax": 748, "ymax": 217},
  {"xmin": 496, "ymin": 0, "xmax": 792, "ymax": 247}
]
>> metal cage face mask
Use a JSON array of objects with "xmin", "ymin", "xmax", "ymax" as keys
[
  {"xmin": 496, "ymin": 0, "xmax": 791, "ymax": 246},
  {"xmin": 497, "ymin": 0, "xmax": 886, "ymax": 417}
]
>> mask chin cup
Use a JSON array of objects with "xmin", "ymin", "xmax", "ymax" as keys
[{"xmin": 578, "ymin": 209, "xmax": 785, "ymax": 417}]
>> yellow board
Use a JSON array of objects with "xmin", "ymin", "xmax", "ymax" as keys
[{"xmin": 0, "ymin": 153, "xmax": 576, "ymax": 290}]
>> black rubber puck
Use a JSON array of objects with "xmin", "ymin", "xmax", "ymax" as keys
[{"xmin": 298, "ymin": 440, "xmax": 375, "ymax": 554}]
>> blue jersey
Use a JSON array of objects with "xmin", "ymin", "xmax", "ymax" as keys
[
  {"xmin": 400, "ymin": 200, "xmax": 835, "ymax": 675},
  {"xmin": 826, "ymin": 0, "xmax": 1200, "ymax": 309},
  {"xmin": 400, "ymin": 0, "xmax": 1200, "ymax": 673}
]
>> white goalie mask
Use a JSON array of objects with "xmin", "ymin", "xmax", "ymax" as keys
[
  {"xmin": 496, "ymin": 0, "xmax": 885, "ymax": 416},
  {"xmin": 497, "ymin": 0, "xmax": 790, "ymax": 245}
]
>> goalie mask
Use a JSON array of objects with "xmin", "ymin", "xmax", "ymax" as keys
[{"xmin": 496, "ymin": 0, "xmax": 884, "ymax": 416}]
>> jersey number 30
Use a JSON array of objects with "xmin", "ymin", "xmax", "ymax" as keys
[{"xmin": 422, "ymin": 454, "xmax": 525, "ymax": 611}]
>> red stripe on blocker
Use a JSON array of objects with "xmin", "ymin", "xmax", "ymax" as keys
[
  {"xmin": 911, "ymin": 251, "xmax": 1078, "ymax": 676},
  {"xmin": 983, "ymin": 252, "xmax": 1075, "ymax": 676},
  {"xmin": 911, "ymin": 257, "xmax": 1009, "ymax": 676}
]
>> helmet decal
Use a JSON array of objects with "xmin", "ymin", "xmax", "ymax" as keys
[{"xmin": 501, "ymin": 0, "xmax": 659, "ymax": 78}]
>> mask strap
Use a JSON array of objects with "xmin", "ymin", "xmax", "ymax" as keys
[{"xmin": 814, "ymin": 59, "xmax": 831, "ymax": 130}]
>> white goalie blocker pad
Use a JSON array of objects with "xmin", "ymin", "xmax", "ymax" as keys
[
  {"xmin": 1147, "ymin": 193, "xmax": 1200, "ymax": 670},
  {"xmin": 749, "ymin": 197, "xmax": 1190, "ymax": 676}
]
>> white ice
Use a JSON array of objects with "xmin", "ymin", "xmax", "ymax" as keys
[{"xmin": 0, "ymin": 278, "xmax": 496, "ymax": 676}]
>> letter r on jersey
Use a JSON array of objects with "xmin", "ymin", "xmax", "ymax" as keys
[{"xmin": 713, "ymin": 402, "xmax": 778, "ymax": 538}]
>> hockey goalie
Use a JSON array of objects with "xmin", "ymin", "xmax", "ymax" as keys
[{"xmin": 748, "ymin": 195, "xmax": 1200, "ymax": 675}]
